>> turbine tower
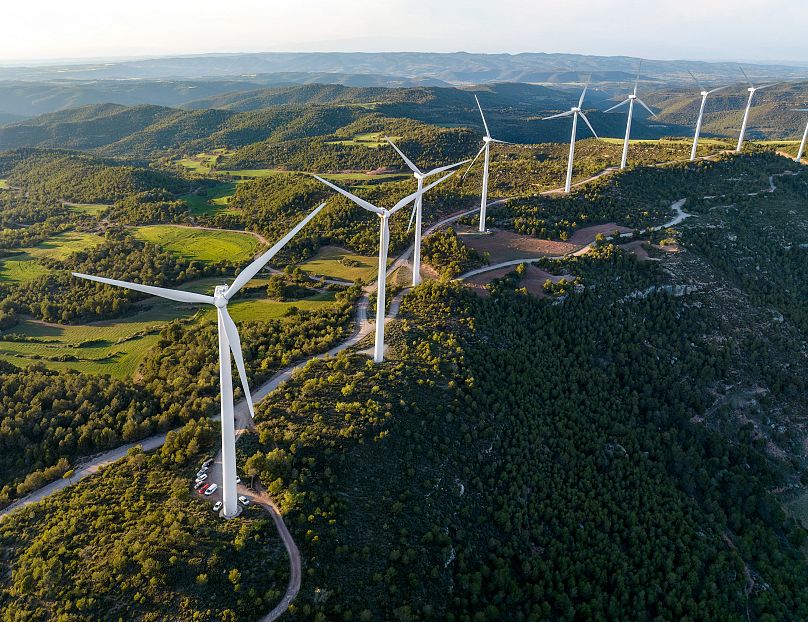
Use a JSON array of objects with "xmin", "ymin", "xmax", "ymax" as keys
[
  {"xmin": 736, "ymin": 66, "xmax": 777, "ymax": 153},
  {"xmin": 73, "ymin": 203, "xmax": 326, "ymax": 519},
  {"xmin": 385, "ymin": 137, "xmax": 469, "ymax": 285},
  {"xmin": 313, "ymin": 173, "xmax": 453, "ymax": 362},
  {"xmin": 794, "ymin": 109, "xmax": 808, "ymax": 163},
  {"xmin": 604, "ymin": 63, "xmax": 656, "ymax": 170},
  {"xmin": 465, "ymin": 95, "xmax": 512, "ymax": 233},
  {"xmin": 543, "ymin": 79, "xmax": 599, "ymax": 193},
  {"xmin": 688, "ymin": 71, "xmax": 728, "ymax": 161}
]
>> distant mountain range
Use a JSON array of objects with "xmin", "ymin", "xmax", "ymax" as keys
[{"xmin": 2, "ymin": 52, "xmax": 806, "ymax": 85}]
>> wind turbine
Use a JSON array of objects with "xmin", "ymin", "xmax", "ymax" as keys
[
  {"xmin": 794, "ymin": 109, "xmax": 808, "ymax": 162},
  {"xmin": 72, "ymin": 203, "xmax": 326, "ymax": 519},
  {"xmin": 385, "ymin": 137, "xmax": 469, "ymax": 285},
  {"xmin": 736, "ymin": 66, "xmax": 778, "ymax": 153},
  {"xmin": 542, "ymin": 79, "xmax": 599, "ymax": 193},
  {"xmin": 464, "ymin": 95, "xmax": 512, "ymax": 233},
  {"xmin": 313, "ymin": 172, "xmax": 454, "ymax": 363},
  {"xmin": 604, "ymin": 63, "xmax": 656, "ymax": 169},
  {"xmin": 688, "ymin": 71, "xmax": 728, "ymax": 161}
]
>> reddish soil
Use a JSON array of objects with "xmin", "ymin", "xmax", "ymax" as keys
[
  {"xmin": 457, "ymin": 226, "xmax": 578, "ymax": 262},
  {"xmin": 569, "ymin": 223, "xmax": 633, "ymax": 246},
  {"xmin": 618, "ymin": 240, "xmax": 652, "ymax": 260},
  {"xmin": 464, "ymin": 264, "xmax": 571, "ymax": 298}
]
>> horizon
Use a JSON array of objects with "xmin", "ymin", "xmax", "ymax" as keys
[{"xmin": 4, "ymin": 0, "xmax": 808, "ymax": 66}]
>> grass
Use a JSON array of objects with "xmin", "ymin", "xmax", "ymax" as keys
[
  {"xmin": 296, "ymin": 246, "xmax": 380, "ymax": 282},
  {"xmin": 0, "ymin": 230, "xmax": 104, "ymax": 283},
  {"xmin": 180, "ymin": 182, "xmax": 239, "ymax": 216},
  {"xmin": 220, "ymin": 168, "xmax": 408, "ymax": 182},
  {"xmin": 64, "ymin": 202, "xmax": 108, "ymax": 216},
  {"xmin": 0, "ymin": 303, "xmax": 196, "ymax": 379},
  {"xmin": 212, "ymin": 291, "xmax": 339, "ymax": 322},
  {"xmin": 133, "ymin": 225, "xmax": 260, "ymax": 264},
  {"xmin": 174, "ymin": 149, "xmax": 234, "ymax": 175},
  {"xmin": 0, "ymin": 179, "xmax": 8, "ymax": 190},
  {"xmin": 326, "ymin": 132, "xmax": 401, "ymax": 148}
]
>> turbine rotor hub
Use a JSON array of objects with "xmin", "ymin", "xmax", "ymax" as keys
[{"xmin": 214, "ymin": 285, "xmax": 228, "ymax": 307}]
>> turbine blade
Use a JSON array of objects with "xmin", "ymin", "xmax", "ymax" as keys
[
  {"xmin": 490, "ymin": 138, "xmax": 515, "ymax": 144},
  {"xmin": 406, "ymin": 202, "xmax": 417, "ymax": 233},
  {"xmin": 423, "ymin": 158, "xmax": 471, "ymax": 178},
  {"xmin": 707, "ymin": 85, "xmax": 730, "ymax": 95},
  {"xmin": 688, "ymin": 70, "xmax": 705, "ymax": 92},
  {"xmin": 604, "ymin": 99, "xmax": 629, "ymax": 113},
  {"xmin": 579, "ymin": 112, "xmax": 599, "ymax": 139},
  {"xmin": 739, "ymin": 65, "xmax": 753, "ymax": 87},
  {"xmin": 225, "ymin": 202, "xmax": 326, "ymax": 299},
  {"xmin": 578, "ymin": 85, "xmax": 588, "ymax": 109},
  {"xmin": 219, "ymin": 307, "xmax": 255, "ymax": 419},
  {"xmin": 636, "ymin": 98, "xmax": 656, "ymax": 117},
  {"xmin": 475, "ymin": 94, "xmax": 491, "ymax": 137},
  {"xmin": 462, "ymin": 145, "xmax": 486, "ymax": 180},
  {"xmin": 756, "ymin": 83, "xmax": 778, "ymax": 91},
  {"xmin": 634, "ymin": 60, "xmax": 642, "ymax": 95},
  {"xmin": 389, "ymin": 171, "xmax": 455, "ymax": 215},
  {"xmin": 72, "ymin": 272, "xmax": 215, "ymax": 305},
  {"xmin": 385, "ymin": 136, "xmax": 421, "ymax": 175},
  {"xmin": 543, "ymin": 110, "xmax": 574, "ymax": 121},
  {"xmin": 312, "ymin": 175, "xmax": 385, "ymax": 215}
]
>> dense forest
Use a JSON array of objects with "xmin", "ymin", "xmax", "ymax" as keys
[{"xmin": 1, "ymin": 85, "xmax": 807, "ymax": 622}]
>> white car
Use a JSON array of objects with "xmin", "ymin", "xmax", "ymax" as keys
[
  {"xmin": 238, "ymin": 495, "xmax": 251, "ymax": 506},
  {"xmin": 196, "ymin": 468, "xmax": 207, "ymax": 478},
  {"xmin": 212, "ymin": 501, "xmax": 222, "ymax": 512},
  {"xmin": 195, "ymin": 473, "xmax": 208, "ymax": 483},
  {"xmin": 202, "ymin": 458, "xmax": 214, "ymax": 468},
  {"xmin": 204, "ymin": 483, "xmax": 218, "ymax": 496},
  {"xmin": 236, "ymin": 477, "xmax": 241, "ymax": 484}
]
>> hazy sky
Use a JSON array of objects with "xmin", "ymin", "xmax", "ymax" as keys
[{"xmin": 2, "ymin": 0, "xmax": 807, "ymax": 65}]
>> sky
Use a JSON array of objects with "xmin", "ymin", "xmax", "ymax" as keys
[{"xmin": 1, "ymin": 0, "xmax": 807, "ymax": 65}]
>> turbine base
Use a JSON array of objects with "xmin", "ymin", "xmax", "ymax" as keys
[{"xmin": 219, "ymin": 505, "xmax": 243, "ymax": 520}]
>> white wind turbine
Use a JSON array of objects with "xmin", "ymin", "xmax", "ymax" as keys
[
  {"xmin": 464, "ymin": 95, "xmax": 513, "ymax": 233},
  {"xmin": 794, "ymin": 109, "xmax": 808, "ymax": 163},
  {"xmin": 736, "ymin": 66, "xmax": 778, "ymax": 153},
  {"xmin": 688, "ymin": 71, "xmax": 728, "ymax": 161},
  {"xmin": 604, "ymin": 64, "xmax": 656, "ymax": 169},
  {"xmin": 313, "ymin": 173, "xmax": 454, "ymax": 363},
  {"xmin": 542, "ymin": 80, "xmax": 599, "ymax": 193},
  {"xmin": 385, "ymin": 137, "xmax": 469, "ymax": 285},
  {"xmin": 73, "ymin": 203, "xmax": 325, "ymax": 519}
]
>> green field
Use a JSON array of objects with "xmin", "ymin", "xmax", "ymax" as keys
[
  {"xmin": 214, "ymin": 291, "xmax": 339, "ymax": 322},
  {"xmin": 0, "ymin": 303, "xmax": 196, "ymax": 379},
  {"xmin": 327, "ymin": 132, "xmax": 402, "ymax": 148},
  {"xmin": 220, "ymin": 168, "xmax": 408, "ymax": 182},
  {"xmin": 64, "ymin": 202, "xmax": 108, "ymax": 216},
  {"xmin": 0, "ymin": 230, "xmax": 104, "ymax": 283},
  {"xmin": 0, "ymin": 179, "xmax": 8, "ymax": 190},
  {"xmin": 133, "ymin": 225, "xmax": 261, "ymax": 263},
  {"xmin": 180, "ymin": 182, "xmax": 239, "ymax": 215},
  {"xmin": 296, "ymin": 246, "xmax": 380, "ymax": 282},
  {"xmin": 174, "ymin": 149, "xmax": 233, "ymax": 174}
]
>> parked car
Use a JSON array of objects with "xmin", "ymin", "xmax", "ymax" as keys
[
  {"xmin": 202, "ymin": 458, "xmax": 214, "ymax": 468},
  {"xmin": 238, "ymin": 495, "xmax": 251, "ymax": 506},
  {"xmin": 198, "ymin": 483, "xmax": 210, "ymax": 494},
  {"xmin": 196, "ymin": 468, "xmax": 207, "ymax": 478},
  {"xmin": 193, "ymin": 480, "xmax": 205, "ymax": 490},
  {"xmin": 204, "ymin": 483, "xmax": 218, "ymax": 496},
  {"xmin": 212, "ymin": 501, "xmax": 222, "ymax": 512},
  {"xmin": 195, "ymin": 473, "xmax": 208, "ymax": 483},
  {"xmin": 236, "ymin": 477, "xmax": 241, "ymax": 484}
]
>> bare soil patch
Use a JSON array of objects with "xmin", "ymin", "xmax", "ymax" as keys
[
  {"xmin": 464, "ymin": 264, "xmax": 571, "ymax": 298},
  {"xmin": 457, "ymin": 226, "xmax": 578, "ymax": 262},
  {"xmin": 569, "ymin": 223, "xmax": 633, "ymax": 246}
]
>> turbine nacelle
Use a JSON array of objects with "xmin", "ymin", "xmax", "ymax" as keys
[
  {"xmin": 483, "ymin": 135, "xmax": 493, "ymax": 143},
  {"xmin": 700, "ymin": 91, "xmax": 710, "ymax": 97}
]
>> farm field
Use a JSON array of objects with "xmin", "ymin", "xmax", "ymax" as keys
[
  {"xmin": 0, "ymin": 230, "xmax": 104, "ymax": 283},
  {"xmin": 296, "ymin": 245, "xmax": 381, "ymax": 282},
  {"xmin": 132, "ymin": 225, "xmax": 261, "ymax": 263},
  {"xmin": 63, "ymin": 202, "xmax": 108, "ymax": 216},
  {"xmin": 458, "ymin": 226, "xmax": 578, "ymax": 263},
  {"xmin": 212, "ymin": 291, "xmax": 339, "ymax": 322},
  {"xmin": 326, "ymin": 132, "xmax": 402, "ymax": 147},
  {"xmin": 180, "ymin": 181, "xmax": 239, "ymax": 215},
  {"xmin": 174, "ymin": 149, "xmax": 233, "ymax": 174},
  {"xmin": 220, "ymin": 168, "xmax": 408, "ymax": 182},
  {"xmin": 0, "ymin": 303, "xmax": 197, "ymax": 379},
  {"xmin": 0, "ymin": 179, "xmax": 8, "ymax": 189}
]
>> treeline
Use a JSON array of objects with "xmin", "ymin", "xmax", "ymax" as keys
[
  {"xmin": 0, "ymin": 231, "xmax": 227, "ymax": 323},
  {"xmin": 0, "ymin": 148, "xmax": 188, "ymax": 204},
  {"xmin": 0, "ymin": 361, "xmax": 157, "ymax": 506},
  {"xmin": 421, "ymin": 227, "xmax": 486, "ymax": 278}
]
